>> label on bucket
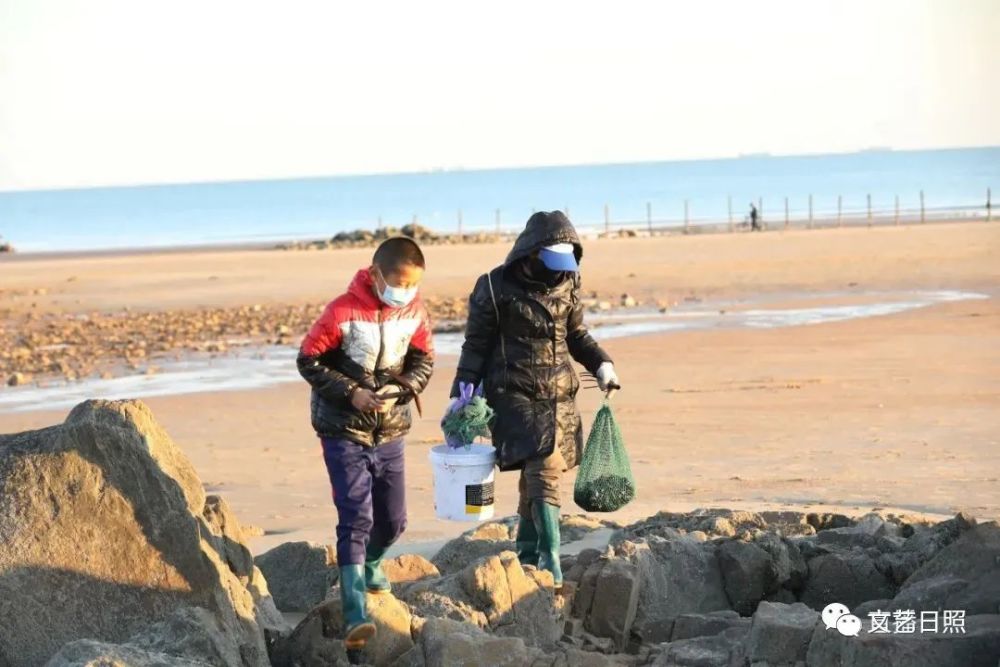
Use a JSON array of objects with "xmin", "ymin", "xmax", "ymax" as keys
[{"xmin": 465, "ymin": 481, "xmax": 495, "ymax": 514}]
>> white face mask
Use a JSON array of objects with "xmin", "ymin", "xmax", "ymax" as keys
[{"xmin": 376, "ymin": 268, "xmax": 417, "ymax": 308}]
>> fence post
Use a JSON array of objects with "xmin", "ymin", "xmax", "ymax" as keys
[
  {"xmin": 867, "ymin": 194, "xmax": 872, "ymax": 227},
  {"xmin": 808, "ymin": 194, "xmax": 813, "ymax": 229},
  {"xmin": 495, "ymin": 209, "xmax": 501, "ymax": 235},
  {"xmin": 604, "ymin": 204, "xmax": 610, "ymax": 234},
  {"xmin": 684, "ymin": 199, "xmax": 690, "ymax": 232},
  {"xmin": 988, "ymin": 188, "xmax": 992, "ymax": 222},
  {"xmin": 837, "ymin": 195, "xmax": 842, "ymax": 227},
  {"xmin": 920, "ymin": 190, "xmax": 925, "ymax": 223},
  {"xmin": 646, "ymin": 202, "xmax": 653, "ymax": 236},
  {"xmin": 894, "ymin": 195, "xmax": 899, "ymax": 225},
  {"xmin": 727, "ymin": 195, "xmax": 733, "ymax": 232}
]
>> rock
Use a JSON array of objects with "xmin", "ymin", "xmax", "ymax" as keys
[
  {"xmin": 746, "ymin": 601, "xmax": 819, "ymax": 665},
  {"xmin": 272, "ymin": 592, "xmax": 412, "ymax": 667},
  {"xmin": 800, "ymin": 551, "xmax": 896, "ymax": 611},
  {"xmin": 806, "ymin": 613, "xmax": 1000, "ymax": 667},
  {"xmin": 431, "ymin": 517, "xmax": 517, "ymax": 575},
  {"xmin": 891, "ymin": 522, "xmax": 1000, "ymax": 615},
  {"xmin": 401, "ymin": 551, "xmax": 561, "ymax": 648},
  {"xmin": 397, "ymin": 617, "xmax": 532, "ymax": 666},
  {"xmin": 577, "ymin": 558, "xmax": 641, "ymax": 651},
  {"xmin": 875, "ymin": 512, "xmax": 976, "ymax": 585},
  {"xmin": 653, "ymin": 626, "xmax": 748, "ymax": 667},
  {"xmin": 717, "ymin": 539, "xmax": 779, "ymax": 615},
  {"xmin": 561, "ymin": 514, "xmax": 615, "ymax": 543},
  {"xmin": 620, "ymin": 294, "xmax": 637, "ymax": 308},
  {"xmin": 44, "ymin": 640, "xmax": 209, "ymax": 667},
  {"xmin": 125, "ymin": 606, "xmax": 254, "ymax": 666},
  {"xmin": 807, "ymin": 512, "xmax": 855, "ymax": 531},
  {"xmin": 755, "ymin": 533, "xmax": 808, "ymax": 592},
  {"xmin": 382, "ymin": 553, "xmax": 440, "ymax": 586},
  {"xmin": 6, "ymin": 372, "xmax": 30, "ymax": 386},
  {"xmin": 201, "ymin": 495, "xmax": 254, "ymax": 578},
  {"xmin": 614, "ymin": 537, "xmax": 731, "ymax": 644},
  {"xmin": 460, "ymin": 551, "xmax": 562, "ymax": 648},
  {"xmin": 671, "ymin": 610, "xmax": 749, "ymax": 641},
  {"xmin": 255, "ymin": 541, "xmax": 338, "ymax": 612},
  {"xmin": 0, "ymin": 400, "xmax": 269, "ymax": 667},
  {"xmin": 268, "ymin": 601, "xmax": 349, "ymax": 667}
]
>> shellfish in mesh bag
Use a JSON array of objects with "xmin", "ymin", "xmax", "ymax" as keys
[{"xmin": 573, "ymin": 401, "xmax": 635, "ymax": 512}]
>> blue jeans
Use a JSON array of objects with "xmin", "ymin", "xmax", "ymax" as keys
[{"xmin": 321, "ymin": 437, "xmax": 407, "ymax": 565}]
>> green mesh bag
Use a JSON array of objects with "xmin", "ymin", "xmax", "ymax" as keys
[{"xmin": 574, "ymin": 401, "xmax": 636, "ymax": 512}]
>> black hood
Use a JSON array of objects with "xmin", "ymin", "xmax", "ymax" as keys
[{"xmin": 504, "ymin": 211, "xmax": 583, "ymax": 266}]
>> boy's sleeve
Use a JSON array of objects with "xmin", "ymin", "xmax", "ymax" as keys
[
  {"xmin": 450, "ymin": 273, "xmax": 498, "ymax": 397},
  {"xmin": 394, "ymin": 304, "xmax": 434, "ymax": 403},
  {"xmin": 296, "ymin": 300, "xmax": 361, "ymax": 401},
  {"xmin": 567, "ymin": 286, "xmax": 612, "ymax": 375}
]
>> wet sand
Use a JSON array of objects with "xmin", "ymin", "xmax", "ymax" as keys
[{"xmin": 1, "ymin": 222, "xmax": 998, "ymax": 554}]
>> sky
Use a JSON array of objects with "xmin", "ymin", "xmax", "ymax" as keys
[{"xmin": 1, "ymin": 0, "xmax": 998, "ymax": 191}]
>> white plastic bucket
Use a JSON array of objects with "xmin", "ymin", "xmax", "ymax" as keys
[{"xmin": 428, "ymin": 444, "xmax": 497, "ymax": 522}]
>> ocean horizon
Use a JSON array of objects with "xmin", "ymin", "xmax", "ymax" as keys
[{"xmin": 1, "ymin": 146, "xmax": 997, "ymax": 253}]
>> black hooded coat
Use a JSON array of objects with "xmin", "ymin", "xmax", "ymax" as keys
[{"xmin": 450, "ymin": 211, "xmax": 612, "ymax": 471}]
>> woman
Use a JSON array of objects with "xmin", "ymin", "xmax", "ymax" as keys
[{"xmin": 447, "ymin": 210, "xmax": 619, "ymax": 587}]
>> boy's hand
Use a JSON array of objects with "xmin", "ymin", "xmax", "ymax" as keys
[
  {"xmin": 375, "ymin": 384, "xmax": 401, "ymax": 413},
  {"xmin": 351, "ymin": 388, "xmax": 385, "ymax": 412}
]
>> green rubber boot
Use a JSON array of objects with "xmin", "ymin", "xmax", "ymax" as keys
[
  {"xmin": 515, "ymin": 514, "xmax": 539, "ymax": 567},
  {"xmin": 531, "ymin": 501, "xmax": 563, "ymax": 588},
  {"xmin": 364, "ymin": 543, "xmax": 392, "ymax": 594},
  {"xmin": 339, "ymin": 565, "xmax": 376, "ymax": 648}
]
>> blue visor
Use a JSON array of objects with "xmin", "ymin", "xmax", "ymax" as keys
[{"xmin": 539, "ymin": 246, "xmax": 579, "ymax": 271}]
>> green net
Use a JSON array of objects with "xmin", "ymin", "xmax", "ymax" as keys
[
  {"xmin": 441, "ymin": 395, "xmax": 495, "ymax": 448},
  {"xmin": 574, "ymin": 401, "xmax": 636, "ymax": 512}
]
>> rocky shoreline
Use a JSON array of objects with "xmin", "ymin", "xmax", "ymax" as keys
[
  {"xmin": 0, "ymin": 291, "xmax": 647, "ymax": 388},
  {"xmin": 1, "ymin": 399, "xmax": 997, "ymax": 666}
]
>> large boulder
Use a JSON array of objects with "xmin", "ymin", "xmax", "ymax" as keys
[
  {"xmin": 382, "ymin": 554, "xmax": 441, "ymax": 587},
  {"xmin": 0, "ymin": 400, "xmax": 274, "ymax": 667},
  {"xmin": 652, "ymin": 626, "xmax": 748, "ymax": 667},
  {"xmin": 806, "ymin": 613, "xmax": 1000, "ymax": 667},
  {"xmin": 430, "ymin": 518, "xmax": 517, "ymax": 575},
  {"xmin": 891, "ymin": 522, "xmax": 1000, "ymax": 615},
  {"xmin": 254, "ymin": 541, "xmax": 338, "ymax": 612},
  {"xmin": 572, "ymin": 557, "xmax": 641, "ymax": 651},
  {"xmin": 271, "ymin": 591, "xmax": 414, "ymax": 667},
  {"xmin": 745, "ymin": 601, "xmax": 819, "ymax": 666},
  {"xmin": 799, "ymin": 551, "xmax": 896, "ymax": 611},
  {"xmin": 393, "ymin": 618, "xmax": 533, "ymax": 666},
  {"xmin": 401, "ymin": 550, "xmax": 562, "ymax": 649},
  {"xmin": 717, "ymin": 540, "xmax": 779, "ymax": 615},
  {"xmin": 44, "ymin": 640, "xmax": 208, "ymax": 667},
  {"xmin": 874, "ymin": 512, "xmax": 976, "ymax": 585},
  {"xmin": 614, "ymin": 536, "xmax": 731, "ymax": 644},
  {"xmin": 671, "ymin": 611, "xmax": 749, "ymax": 641}
]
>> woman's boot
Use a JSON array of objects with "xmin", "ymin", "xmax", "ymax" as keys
[
  {"xmin": 339, "ymin": 565, "xmax": 377, "ymax": 648},
  {"xmin": 515, "ymin": 514, "xmax": 539, "ymax": 567},
  {"xmin": 531, "ymin": 501, "xmax": 563, "ymax": 588}
]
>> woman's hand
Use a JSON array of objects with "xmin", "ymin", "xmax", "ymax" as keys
[
  {"xmin": 596, "ymin": 362, "xmax": 620, "ymax": 397},
  {"xmin": 350, "ymin": 388, "xmax": 385, "ymax": 412}
]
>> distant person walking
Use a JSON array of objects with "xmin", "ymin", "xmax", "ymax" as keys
[{"xmin": 749, "ymin": 203, "xmax": 761, "ymax": 231}]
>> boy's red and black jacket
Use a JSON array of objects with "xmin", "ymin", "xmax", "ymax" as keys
[{"xmin": 297, "ymin": 268, "xmax": 434, "ymax": 446}]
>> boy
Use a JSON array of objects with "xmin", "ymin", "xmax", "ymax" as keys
[{"xmin": 297, "ymin": 237, "xmax": 433, "ymax": 647}]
